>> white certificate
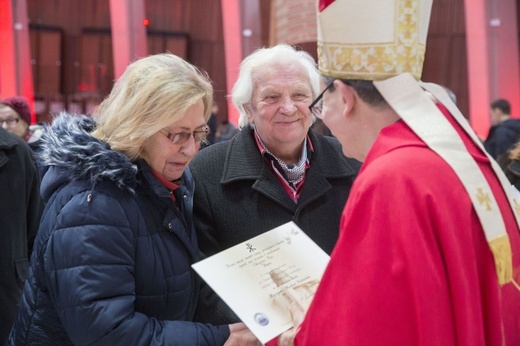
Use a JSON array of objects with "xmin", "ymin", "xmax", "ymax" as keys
[{"xmin": 192, "ymin": 221, "xmax": 330, "ymax": 344}]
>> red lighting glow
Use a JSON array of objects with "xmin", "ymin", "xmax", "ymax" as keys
[{"xmin": 142, "ymin": 18, "xmax": 150, "ymax": 26}]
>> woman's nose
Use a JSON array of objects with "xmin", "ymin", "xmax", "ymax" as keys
[{"xmin": 180, "ymin": 135, "xmax": 199, "ymax": 157}]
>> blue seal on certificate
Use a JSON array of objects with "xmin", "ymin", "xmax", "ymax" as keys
[{"xmin": 254, "ymin": 312, "xmax": 269, "ymax": 326}]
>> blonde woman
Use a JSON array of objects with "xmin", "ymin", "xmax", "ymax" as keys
[{"xmin": 9, "ymin": 53, "xmax": 257, "ymax": 346}]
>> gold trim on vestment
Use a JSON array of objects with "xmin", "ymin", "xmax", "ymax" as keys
[
  {"xmin": 318, "ymin": 0, "xmax": 426, "ymax": 80},
  {"xmin": 376, "ymin": 74, "xmax": 514, "ymax": 286},
  {"xmin": 489, "ymin": 235, "xmax": 513, "ymax": 286}
]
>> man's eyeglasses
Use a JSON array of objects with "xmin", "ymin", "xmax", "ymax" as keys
[
  {"xmin": 159, "ymin": 126, "xmax": 209, "ymax": 145},
  {"xmin": 309, "ymin": 81, "xmax": 334, "ymax": 119},
  {"xmin": 0, "ymin": 118, "xmax": 20, "ymax": 126}
]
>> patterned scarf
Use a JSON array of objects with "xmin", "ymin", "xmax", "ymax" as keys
[{"xmin": 255, "ymin": 130, "xmax": 308, "ymax": 188}]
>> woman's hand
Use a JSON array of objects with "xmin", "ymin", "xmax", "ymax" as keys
[{"xmin": 224, "ymin": 322, "xmax": 262, "ymax": 346}]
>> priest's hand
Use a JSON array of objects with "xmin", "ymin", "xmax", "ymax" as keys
[{"xmin": 277, "ymin": 303, "xmax": 305, "ymax": 346}]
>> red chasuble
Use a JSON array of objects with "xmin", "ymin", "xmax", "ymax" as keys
[{"xmin": 296, "ymin": 105, "xmax": 520, "ymax": 345}]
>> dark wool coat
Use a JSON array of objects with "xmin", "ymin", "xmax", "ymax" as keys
[
  {"xmin": 0, "ymin": 128, "xmax": 44, "ymax": 343},
  {"xmin": 190, "ymin": 125, "xmax": 360, "ymax": 257},
  {"xmin": 484, "ymin": 118, "xmax": 520, "ymax": 159},
  {"xmin": 8, "ymin": 114, "xmax": 229, "ymax": 346},
  {"xmin": 189, "ymin": 125, "xmax": 360, "ymax": 323}
]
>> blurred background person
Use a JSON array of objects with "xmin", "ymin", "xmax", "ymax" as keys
[
  {"xmin": 8, "ymin": 53, "xmax": 257, "ymax": 346},
  {"xmin": 206, "ymin": 102, "xmax": 219, "ymax": 145},
  {"xmin": 497, "ymin": 141, "xmax": 520, "ymax": 193},
  {"xmin": 205, "ymin": 102, "xmax": 240, "ymax": 146},
  {"xmin": 0, "ymin": 97, "xmax": 43, "ymax": 152},
  {"xmin": 0, "ymin": 97, "xmax": 32, "ymax": 140},
  {"xmin": 484, "ymin": 98, "xmax": 520, "ymax": 159},
  {"xmin": 0, "ymin": 127, "xmax": 44, "ymax": 344},
  {"xmin": 213, "ymin": 119, "xmax": 239, "ymax": 143}
]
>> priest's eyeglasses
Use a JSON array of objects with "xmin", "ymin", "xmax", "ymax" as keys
[
  {"xmin": 309, "ymin": 81, "xmax": 334, "ymax": 118},
  {"xmin": 159, "ymin": 126, "xmax": 209, "ymax": 145}
]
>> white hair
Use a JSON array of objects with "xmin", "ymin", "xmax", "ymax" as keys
[{"xmin": 231, "ymin": 44, "xmax": 320, "ymax": 129}]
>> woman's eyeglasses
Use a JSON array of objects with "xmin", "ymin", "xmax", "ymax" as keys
[
  {"xmin": 0, "ymin": 118, "xmax": 20, "ymax": 127},
  {"xmin": 159, "ymin": 126, "xmax": 209, "ymax": 145},
  {"xmin": 308, "ymin": 81, "xmax": 334, "ymax": 119}
]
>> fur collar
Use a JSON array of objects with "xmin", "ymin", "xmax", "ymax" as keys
[{"xmin": 39, "ymin": 113, "xmax": 138, "ymax": 194}]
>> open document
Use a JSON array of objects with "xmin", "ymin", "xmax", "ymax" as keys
[{"xmin": 192, "ymin": 221, "xmax": 330, "ymax": 344}]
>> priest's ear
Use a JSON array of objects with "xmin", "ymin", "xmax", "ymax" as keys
[{"xmin": 335, "ymin": 80, "xmax": 356, "ymax": 118}]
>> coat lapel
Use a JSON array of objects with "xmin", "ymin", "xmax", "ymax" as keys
[{"xmin": 221, "ymin": 125, "xmax": 357, "ymax": 210}]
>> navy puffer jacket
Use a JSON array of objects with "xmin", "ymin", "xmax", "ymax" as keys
[{"xmin": 8, "ymin": 114, "xmax": 229, "ymax": 345}]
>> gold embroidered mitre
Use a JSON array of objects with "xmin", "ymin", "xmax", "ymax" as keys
[{"xmin": 317, "ymin": 0, "xmax": 433, "ymax": 80}]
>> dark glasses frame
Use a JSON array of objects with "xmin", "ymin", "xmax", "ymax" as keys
[{"xmin": 308, "ymin": 81, "xmax": 334, "ymax": 118}]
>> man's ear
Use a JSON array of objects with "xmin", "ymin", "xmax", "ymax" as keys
[
  {"xmin": 243, "ymin": 104, "xmax": 254, "ymax": 124},
  {"xmin": 335, "ymin": 80, "xmax": 355, "ymax": 118}
]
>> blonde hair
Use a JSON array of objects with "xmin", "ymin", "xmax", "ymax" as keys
[{"xmin": 92, "ymin": 53, "xmax": 213, "ymax": 160}]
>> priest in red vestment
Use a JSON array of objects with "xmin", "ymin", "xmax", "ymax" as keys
[{"xmin": 278, "ymin": 0, "xmax": 520, "ymax": 345}]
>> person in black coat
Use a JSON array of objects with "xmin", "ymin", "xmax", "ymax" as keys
[
  {"xmin": 8, "ymin": 53, "xmax": 258, "ymax": 346},
  {"xmin": 189, "ymin": 45, "xmax": 361, "ymax": 324},
  {"xmin": 0, "ymin": 97, "xmax": 33, "ymax": 142},
  {"xmin": 484, "ymin": 98, "xmax": 520, "ymax": 159},
  {"xmin": 0, "ymin": 127, "xmax": 44, "ymax": 344},
  {"xmin": 191, "ymin": 44, "xmax": 360, "ymax": 256}
]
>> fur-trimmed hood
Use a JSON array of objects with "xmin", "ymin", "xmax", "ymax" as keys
[{"xmin": 39, "ymin": 113, "xmax": 138, "ymax": 200}]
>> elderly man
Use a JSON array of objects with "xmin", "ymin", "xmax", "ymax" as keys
[
  {"xmin": 190, "ymin": 44, "xmax": 360, "ymax": 260},
  {"xmin": 279, "ymin": 1, "xmax": 520, "ymax": 345},
  {"xmin": 189, "ymin": 45, "xmax": 360, "ymax": 325}
]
